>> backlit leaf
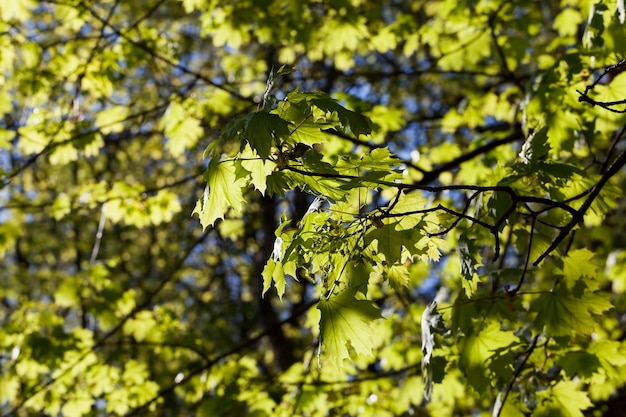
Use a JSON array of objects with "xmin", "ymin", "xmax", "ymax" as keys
[
  {"xmin": 95, "ymin": 105, "xmax": 128, "ymax": 134},
  {"xmin": 562, "ymin": 249, "xmax": 598, "ymax": 289},
  {"xmin": 160, "ymin": 102, "xmax": 204, "ymax": 156},
  {"xmin": 308, "ymin": 94, "xmax": 373, "ymax": 137},
  {"xmin": 239, "ymin": 145, "xmax": 276, "ymax": 194},
  {"xmin": 245, "ymin": 111, "xmax": 290, "ymax": 159},
  {"xmin": 193, "ymin": 158, "xmax": 247, "ymax": 228},
  {"xmin": 531, "ymin": 290, "xmax": 612, "ymax": 336},
  {"xmin": 458, "ymin": 322, "xmax": 518, "ymax": 391},
  {"xmin": 318, "ymin": 288, "xmax": 382, "ymax": 369},
  {"xmin": 535, "ymin": 381, "xmax": 592, "ymax": 417},
  {"xmin": 261, "ymin": 258, "xmax": 286, "ymax": 299}
]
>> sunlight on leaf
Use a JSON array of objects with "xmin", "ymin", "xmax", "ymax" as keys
[
  {"xmin": 194, "ymin": 158, "xmax": 247, "ymax": 228},
  {"xmin": 458, "ymin": 322, "xmax": 518, "ymax": 392},
  {"xmin": 318, "ymin": 289, "xmax": 382, "ymax": 369}
]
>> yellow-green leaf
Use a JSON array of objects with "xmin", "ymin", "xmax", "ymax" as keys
[
  {"xmin": 318, "ymin": 289, "xmax": 382, "ymax": 369},
  {"xmin": 193, "ymin": 158, "xmax": 247, "ymax": 228}
]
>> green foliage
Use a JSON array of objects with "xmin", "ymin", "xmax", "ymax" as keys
[
  {"xmin": 318, "ymin": 288, "xmax": 382, "ymax": 369},
  {"xmin": 3, "ymin": 0, "xmax": 626, "ymax": 416}
]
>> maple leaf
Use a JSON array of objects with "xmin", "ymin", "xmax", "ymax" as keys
[
  {"xmin": 384, "ymin": 264, "xmax": 410, "ymax": 289},
  {"xmin": 193, "ymin": 158, "xmax": 247, "ymax": 229},
  {"xmin": 562, "ymin": 248, "xmax": 598, "ymax": 289},
  {"xmin": 458, "ymin": 322, "xmax": 518, "ymax": 392},
  {"xmin": 366, "ymin": 223, "xmax": 404, "ymax": 264},
  {"xmin": 289, "ymin": 121, "xmax": 334, "ymax": 146},
  {"xmin": 318, "ymin": 289, "xmax": 382, "ymax": 369},
  {"xmin": 535, "ymin": 381, "xmax": 592, "ymax": 417},
  {"xmin": 159, "ymin": 102, "xmax": 203, "ymax": 156},
  {"xmin": 531, "ymin": 290, "xmax": 612, "ymax": 336},
  {"xmin": 238, "ymin": 145, "xmax": 276, "ymax": 195},
  {"xmin": 261, "ymin": 259, "xmax": 286, "ymax": 299},
  {"xmin": 244, "ymin": 111, "xmax": 289, "ymax": 159},
  {"xmin": 389, "ymin": 191, "xmax": 427, "ymax": 230},
  {"xmin": 297, "ymin": 92, "xmax": 373, "ymax": 137}
]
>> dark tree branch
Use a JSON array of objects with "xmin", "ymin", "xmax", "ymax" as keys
[
  {"xmin": 416, "ymin": 128, "xmax": 524, "ymax": 184},
  {"xmin": 534, "ymin": 147, "xmax": 626, "ymax": 265},
  {"xmin": 577, "ymin": 58, "xmax": 626, "ymax": 113},
  {"xmin": 510, "ymin": 215, "xmax": 536, "ymax": 296}
]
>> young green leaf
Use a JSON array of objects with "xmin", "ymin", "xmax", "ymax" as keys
[
  {"xmin": 535, "ymin": 381, "xmax": 592, "ymax": 417},
  {"xmin": 261, "ymin": 259, "xmax": 286, "ymax": 299},
  {"xmin": 366, "ymin": 223, "xmax": 404, "ymax": 264},
  {"xmin": 562, "ymin": 248, "xmax": 598, "ymax": 289},
  {"xmin": 458, "ymin": 322, "xmax": 518, "ymax": 392},
  {"xmin": 244, "ymin": 111, "xmax": 290, "ymax": 159},
  {"xmin": 193, "ymin": 158, "xmax": 247, "ymax": 228},
  {"xmin": 383, "ymin": 264, "xmax": 411, "ymax": 289},
  {"xmin": 531, "ymin": 290, "xmax": 612, "ymax": 336},
  {"xmin": 297, "ymin": 92, "xmax": 373, "ymax": 137},
  {"xmin": 238, "ymin": 145, "xmax": 276, "ymax": 195},
  {"xmin": 159, "ymin": 101, "xmax": 203, "ymax": 156},
  {"xmin": 318, "ymin": 288, "xmax": 382, "ymax": 369}
]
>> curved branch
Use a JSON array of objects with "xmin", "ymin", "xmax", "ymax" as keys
[
  {"xmin": 416, "ymin": 128, "xmax": 524, "ymax": 184},
  {"xmin": 534, "ymin": 147, "xmax": 626, "ymax": 265}
]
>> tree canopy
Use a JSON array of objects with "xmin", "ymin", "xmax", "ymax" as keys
[{"xmin": 2, "ymin": 0, "xmax": 626, "ymax": 416}]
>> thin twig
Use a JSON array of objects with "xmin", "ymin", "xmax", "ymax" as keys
[
  {"xmin": 510, "ymin": 215, "xmax": 536, "ymax": 296},
  {"xmin": 493, "ymin": 334, "xmax": 540, "ymax": 417}
]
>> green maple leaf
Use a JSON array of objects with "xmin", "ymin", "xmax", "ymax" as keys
[
  {"xmin": 265, "ymin": 171, "xmax": 290, "ymax": 196},
  {"xmin": 348, "ymin": 148, "xmax": 401, "ymax": 169},
  {"xmin": 589, "ymin": 340, "xmax": 626, "ymax": 371},
  {"xmin": 279, "ymin": 90, "xmax": 313, "ymax": 124},
  {"xmin": 218, "ymin": 114, "xmax": 247, "ymax": 144},
  {"xmin": 366, "ymin": 223, "xmax": 404, "ymax": 264},
  {"xmin": 556, "ymin": 351, "xmax": 600, "ymax": 378},
  {"xmin": 383, "ymin": 264, "xmax": 410, "ymax": 289},
  {"xmin": 531, "ymin": 290, "xmax": 612, "ymax": 336},
  {"xmin": 261, "ymin": 259, "xmax": 286, "ymax": 299},
  {"xmin": 458, "ymin": 322, "xmax": 518, "ymax": 392},
  {"xmin": 389, "ymin": 191, "xmax": 427, "ymax": 230},
  {"xmin": 345, "ymin": 260, "xmax": 371, "ymax": 296},
  {"xmin": 562, "ymin": 248, "xmax": 598, "ymax": 289},
  {"xmin": 535, "ymin": 381, "xmax": 592, "ymax": 417},
  {"xmin": 289, "ymin": 121, "xmax": 333, "ymax": 146},
  {"xmin": 303, "ymin": 92, "xmax": 372, "ymax": 137},
  {"xmin": 244, "ymin": 111, "xmax": 290, "ymax": 159},
  {"xmin": 193, "ymin": 158, "xmax": 247, "ymax": 229},
  {"xmin": 238, "ymin": 145, "xmax": 276, "ymax": 195},
  {"xmin": 318, "ymin": 289, "xmax": 382, "ymax": 369}
]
